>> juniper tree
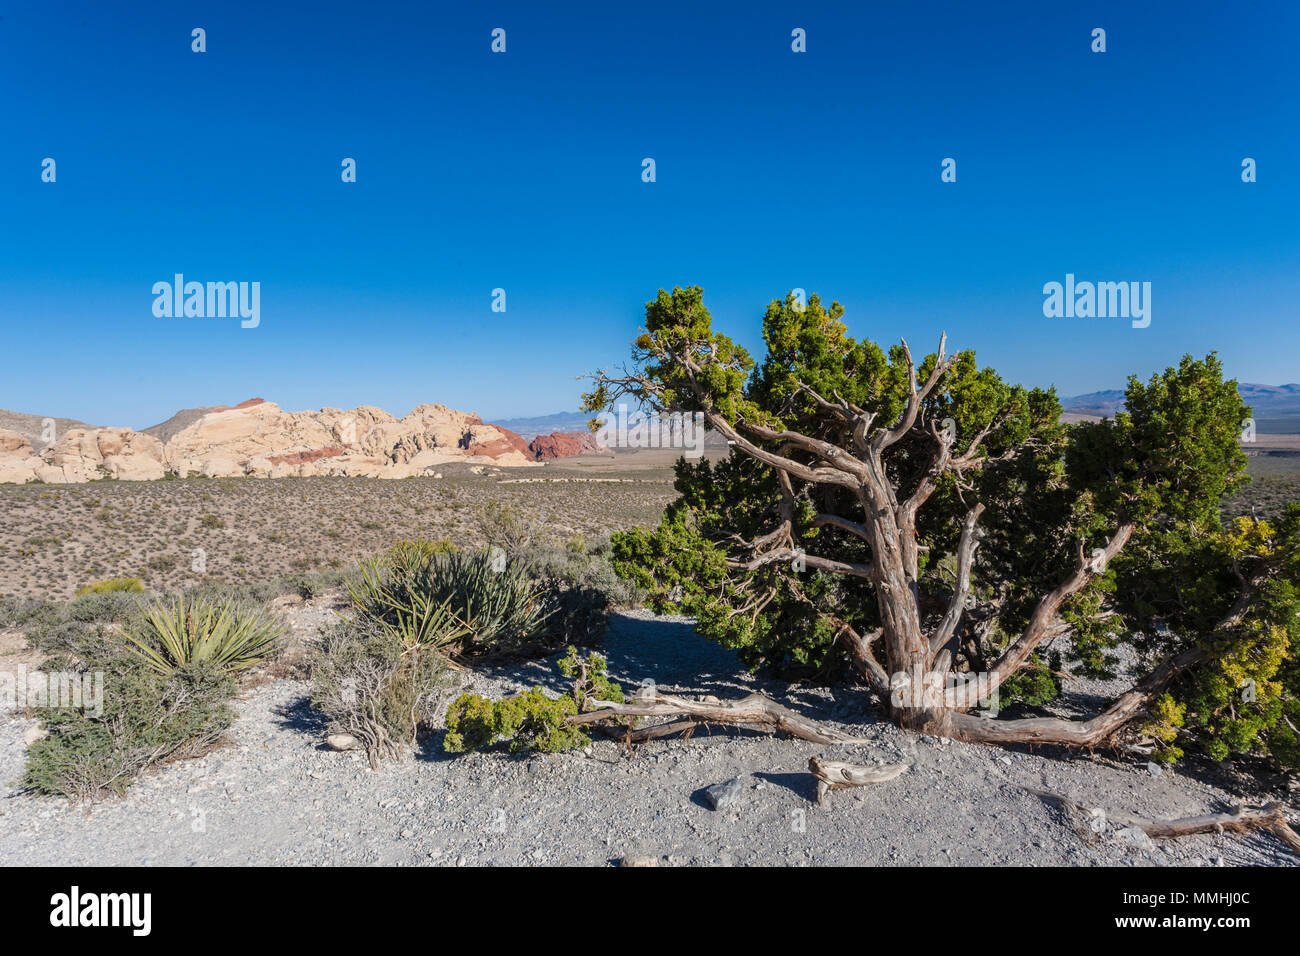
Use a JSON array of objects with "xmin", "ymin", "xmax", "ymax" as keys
[{"xmin": 583, "ymin": 286, "xmax": 1299, "ymax": 762}]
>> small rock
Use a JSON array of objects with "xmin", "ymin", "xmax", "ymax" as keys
[
  {"xmin": 620, "ymin": 855, "xmax": 658, "ymax": 867},
  {"xmin": 326, "ymin": 734, "xmax": 360, "ymax": 752},
  {"xmin": 23, "ymin": 724, "xmax": 47, "ymax": 747},
  {"xmin": 704, "ymin": 777, "xmax": 745, "ymax": 810},
  {"xmin": 1116, "ymin": 826, "xmax": 1156, "ymax": 851},
  {"xmin": 1145, "ymin": 761, "xmax": 1163, "ymax": 777}
]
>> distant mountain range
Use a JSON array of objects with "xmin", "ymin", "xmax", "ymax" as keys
[
  {"xmin": 490, "ymin": 411, "xmax": 595, "ymax": 440},
  {"xmin": 1062, "ymin": 383, "xmax": 1300, "ymax": 432}
]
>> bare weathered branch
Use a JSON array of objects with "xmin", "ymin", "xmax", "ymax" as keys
[
  {"xmin": 929, "ymin": 503, "xmax": 985, "ymax": 658},
  {"xmin": 809, "ymin": 757, "xmax": 911, "ymax": 807},
  {"xmin": 1025, "ymin": 789, "xmax": 1300, "ymax": 854},
  {"xmin": 570, "ymin": 692, "xmax": 869, "ymax": 745}
]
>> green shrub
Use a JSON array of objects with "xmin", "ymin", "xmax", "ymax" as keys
[
  {"xmin": 383, "ymin": 537, "xmax": 457, "ymax": 566},
  {"xmin": 346, "ymin": 557, "xmax": 475, "ymax": 651},
  {"xmin": 444, "ymin": 647, "xmax": 626, "ymax": 753},
  {"xmin": 198, "ymin": 513, "xmax": 225, "ymax": 529},
  {"xmin": 349, "ymin": 548, "xmax": 550, "ymax": 655},
  {"xmin": 310, "ymin": 619, "xmax": 453, "ymax": 769},
  {"xmin": 22, "ymin": 658, "xmax": 236, "ymax": 800},
  {"xmin": 75, "ymin": 577, "xmax": 144, "ymax": 596},
  {"xmin": 120, "ymin": 595, "xmax": 285, "ymax": 676},
  {"xmin": 7, "ymin": 593, "xmax": 137, "ymax": 660}
]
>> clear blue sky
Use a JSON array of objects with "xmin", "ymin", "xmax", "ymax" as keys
[{"xmin": 1, "ymin": 0, "xmax": 1296, "ymax": 428}]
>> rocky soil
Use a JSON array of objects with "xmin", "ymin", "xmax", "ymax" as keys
[
  {"xmin": 2, "ymin": 608, "xmax": 1294, "ymax": 867},
  {"xmin": 0, "ymin": 464, "xmax": 678, "ymax": 599}
]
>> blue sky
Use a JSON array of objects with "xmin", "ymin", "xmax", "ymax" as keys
[{"xmin": 1, "ymin": 0, "xmax": 1296, "ymax": 428}]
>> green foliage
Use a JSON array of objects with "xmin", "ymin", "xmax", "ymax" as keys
[
  {"xmin": 22, "ymin": 657, "xmax": 236, "ymax": 800},
  {"xmin": 75, "ymin": 577, "xmax": 144, "ymax": 596},
  {"xmin": 1138, "ymin": 506, "xmax": 1300, "ymax": 766},
  {"xmin": 120, "ymin": 595, "xmax": 285, "ymax": 676},
  {"xmin": 445, "ymin": 687, "xmax": 583, "ymax": 754},
  {"xmin": 590, "ymin": 287, "xmax": 1300, "ymax": 767},
  {"xmin": 350, "ymin": 547, "xmax": 551, "ymax": 654},
  {"xmin": 443, "ymin": 646, "xmax": 625, "ymax": 753},
  {"xmin": 384, "ymin": 537, "xmax": 457, "ymax": 566},
  {"xmin": 347, "ymin": 555, "xmax": 474, "ymax": 651},
  {"xmin": 997, "ymin": 653, "xmax": 1062, "ymax": 708}
]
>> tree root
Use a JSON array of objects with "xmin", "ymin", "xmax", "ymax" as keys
[
  {"xmin": 809, "ymin": 757, "xmax": 910, "ymax": 806},
  {"xmin": 1025, "ymin": 788, "xmax": 1300, "ymax": 855},
  {"xmin": 571, "ymin": 692, "xmax": 869, "ymax": 745}
]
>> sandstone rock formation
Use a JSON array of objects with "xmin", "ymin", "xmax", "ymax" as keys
[
  {"xmin": 0, "ymin": 399, "xmax": 586, "ymax": 484},
  {"xmin": 528, "ymin": 431, "xmax": 605, "ymax": 460}
]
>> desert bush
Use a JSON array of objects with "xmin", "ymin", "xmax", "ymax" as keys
[
  {"xmin": 75, "ymin": 577, "xmax": 145, "ymax": 596},
  {"xmin": 120, "ymin": 595, "xmax": 285, "ymax": 676},
  {"xmin": 477, "ymin": 500, "xmax": 537, "ymax": 553},
  {"xmin": 383, "ymin": 537, "xmax": 457, "ymax": 566},
  {"xmin": 4, "ymin": 592, "xmax": 139, "ymax": 660},
  {"xmin": 22, "ymin": 657, "xmax": 236, "ymax": 801},
  {"xmin": 350, "ymin": 548, "xmax": 550, "ymax": 655},
  {"xmin": 309, "ymin": 618, "xmax": 453, "ymax": 768},
  {"xmin": 444, "ymin": 647, "xmax": 626, "ymax": 753}
]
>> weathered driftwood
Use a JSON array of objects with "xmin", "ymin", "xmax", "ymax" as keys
[
  {"xmin": 1026, "ymin": 788, "xmax": 1300, "ymax": 854},
  {"xmin": 808, "ymin": 757, "xmax": 910, "ymax": 806},
  {"xmin": 571, "ymin": 692, "xmax": 868, "ymax": 745}
]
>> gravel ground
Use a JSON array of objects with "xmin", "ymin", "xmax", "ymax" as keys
[{"xmin": 1, "ymin": 608, "xmax": 1296, "ymax": 867}]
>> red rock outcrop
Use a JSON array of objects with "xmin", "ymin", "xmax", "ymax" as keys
[
  {"xmin": 465, "ymin": 425, "xmax": 531, "ymax": 459},
  {"xmin": 528, "ymin": 431, "xmax": 604, "ymax": 460}
]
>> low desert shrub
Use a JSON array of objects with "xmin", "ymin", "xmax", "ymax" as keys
[
  {"xmin": 22, "ymin": 657, "xmax": 236, "ymax": 801},
  {"xmin": 75, "ymin": 577, "xmax": 145, "ymax": 596},
  {"xmin": 309, "ymin": 619, "xmax": 453, "ymax": 768},
  {"xmin": 120, "ymin": 595, "xmax": 285, "ymax": 676},
  {"xmin": 349, "ymin": 548, "xmax": 550, "ymax": 655},
  {"xmin": 443, "ymin": 647, "xmax": 627, "ymax": 753},
  {"xmin": 7, "ymin": 592, "xmax": 140, "ymax": 660}
]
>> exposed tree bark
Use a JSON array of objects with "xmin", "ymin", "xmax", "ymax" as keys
[
  {"xmin": 585, "ymin": 329, "xmax": 1247, "ymax": 756},
  {"xmin": 809, "ymin": 757, "xmax": 910, "ymax": 806},
  {"xmin": 1026, "ymin": 789, "xmax": 1300, "ymax": 854},
  {"xmin": 569, "ymin": 692, "xmax": 869, "ymax": 745},
  {"xmin": 950, "ymin": 644, "xmax": 1206, "ymax": 746}
]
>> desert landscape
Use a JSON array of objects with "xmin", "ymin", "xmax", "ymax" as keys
[
  {"xmin": 1, "ymin": 382, "xmax": 1298, "ymax": 867},
  {"xmin": 3, "ymin": 5, "xmax": 1298, "ymax": 917}
]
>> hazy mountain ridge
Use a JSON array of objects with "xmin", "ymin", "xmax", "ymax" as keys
[{"xmin": 1063, "ymin": 383, "xmax": 1300, "ymax": 430}]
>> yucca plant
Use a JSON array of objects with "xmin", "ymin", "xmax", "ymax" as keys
[
  {"xmin": 348, "ymin": 548, "xmax": 554, "ymax": 654},
  {"xmin": 121, "ymin": 595, "xmax": 286, "ymax": 676},
  {"xmin": 425, "ymin": 550, "xmax": 555, "ymax": 651},
  {"xmin": 346, "ymin": 557, "xmax": 474, "ymax": 651}
]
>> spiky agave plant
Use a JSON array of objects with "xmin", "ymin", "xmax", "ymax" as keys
[
  {"xmin": 423, "ymin": 550, "xmax": 555, "ymax": 652},
  {"xmin": 346, "ymin": 557, "xmax": 475, "ymax": 651},
  {"xmin": 121, "ymin": 595, "xmax": 286, "ymax": 676},
  {"xmin": 351, "ymin": 548, "xmax": 554, "ymax": 654}
]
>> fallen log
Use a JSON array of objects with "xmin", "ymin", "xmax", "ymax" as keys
[
  {"xmin": 1025, "ymin": 788, "xmax": 1300, "ymax": 854},
  {"xmin": 572, "ymin": 692, "xmax": 868, "ymax": 745},
  {"xmin": 808, "ymin": 757, "xmax": 911, "ymax": 806}
]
